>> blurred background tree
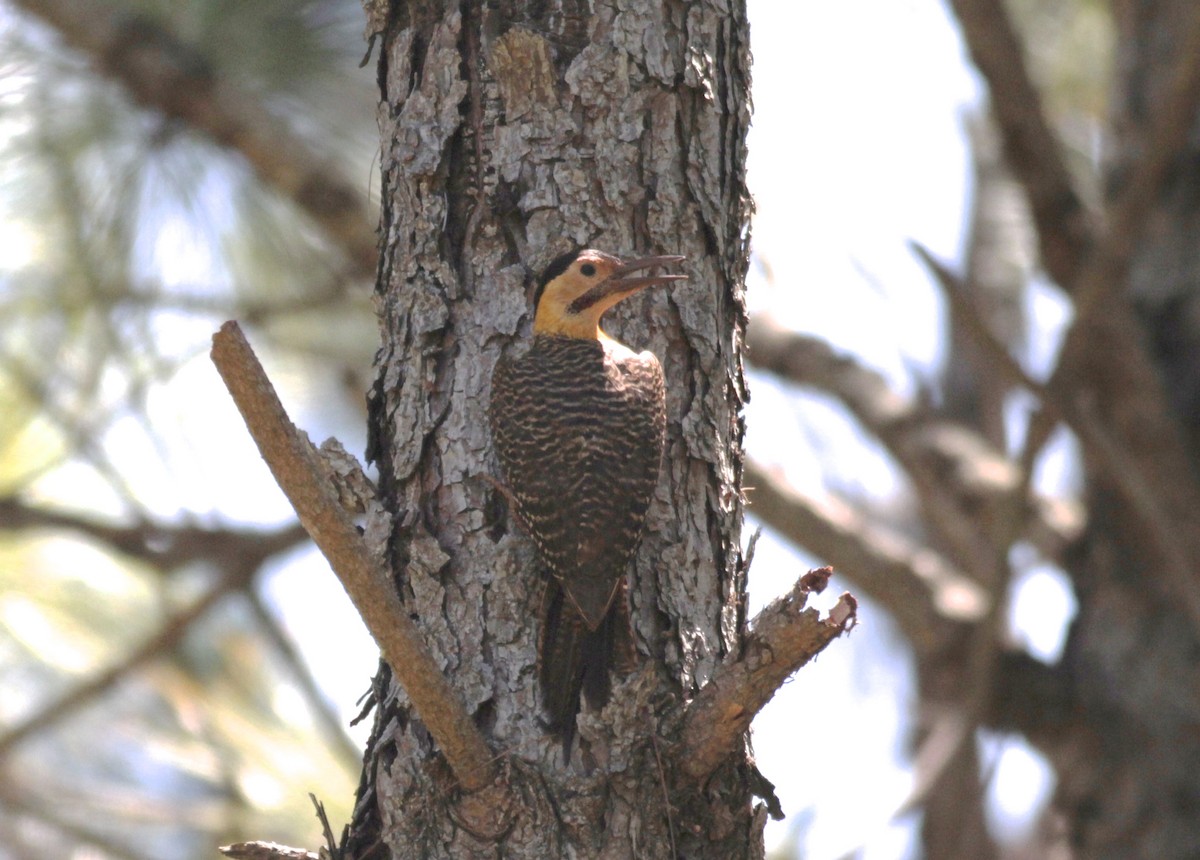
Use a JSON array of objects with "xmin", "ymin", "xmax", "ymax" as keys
[
  {"xmin": 0, "ymin": 1, "xmax": 378, "ymax": 856},
  {"xmin": 3, "ymin": 0, "xmax": 1199, "ymax": 858}
]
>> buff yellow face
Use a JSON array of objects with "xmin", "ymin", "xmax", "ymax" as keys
[{"xmin": 532, "ymin": 249, "xmax": 687, "ymax": 340}]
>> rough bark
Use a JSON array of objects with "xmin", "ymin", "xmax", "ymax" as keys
[{"xmin": 344, "ymin": 2, "xmax": 755, "ymax": 857}]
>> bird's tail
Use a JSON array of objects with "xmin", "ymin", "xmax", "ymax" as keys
[{"xmin": 538, "ymin": 578, "xmax": 635, "ymax": 759}]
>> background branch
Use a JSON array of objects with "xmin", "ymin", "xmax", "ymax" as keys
[
  {"xmin": 744, "ymin": 460, "xmax": 986, "ymax": 654},
  {"xmin": 944, "ymin": 0, "xmax": 1091, "ymax": 284},
  {"xmin": 948, "ymin": 0, "xmax": 1200, "ymax": 627},
  {"xmin": 1070, "ymin": 7, "xmax": 1200, "ymax": 316},
  {"xmin": 0, "ymin": 780, "xmax": 147, "ymax": 860},
  {"xmin": 746, "ymin": 318, "xmax": 1081, "ymax": 564},
  {"xmin": 0, "ymin": 566, "xmax": 252, "ymax": 758},
  {"xmin": 914, "ymin": 243, "xmax": 1198, "ymax": 624},
  {"xmin": 12, "ymin": 0, "xmax": 378, "ymax": 279},
  {"xmin": 245, "ymin": 590, "xmax": 364, "ymax": 771},
  {"xmin": 0, "ymin": 496, "xmax": 307, "ymax": 572}
]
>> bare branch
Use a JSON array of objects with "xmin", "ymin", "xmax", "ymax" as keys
[
  {"xmin": 746, "ymin": 318, "xmax": 1081, "ymax": 566},
  {"xmin": 209, "ymin": 321, "xmax": 496, "ymax": 791},
  {"xmin": 744, "ymin": 459, "xmax": 987, "ymax": 652},
  {"xmin": 750, "ymin": 317, "xmax": 993, "ymax": 576},
  {"xmin": 914, "ymin": 245, "xmax": 1200, "ymax": 635},
  {"xmin": 945, "ymin": 0, "xmax": 1092, "ymax": 286},
  {"xmin": 0, "ymin": 496, "xmax": 307, "ymax": 572},
  {"xmin": 679, "ymin": 569, "xmax": 856, "ymax": 782},
  {"xmin": 944, "ymin": 115, "xmax": 1033, "ymax": 448},
  {"xmin": 911, "ymin": 244, "xmax": 1043, "ymax": 400},
  {"xmin": 0, "ymin": 780, "xmax": 147, "ymax": 860},
  {"xmin": 12, "ymin": 0, "xmax": 378, "ymax": 279},
  {"xmin": 947, "ymin": 1, "xmax": 1200, "ymax": 642}
]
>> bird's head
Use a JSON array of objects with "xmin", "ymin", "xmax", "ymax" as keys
[{"xmin": 532, "ymin": 248, "xmax": 687, "ymax": 340}]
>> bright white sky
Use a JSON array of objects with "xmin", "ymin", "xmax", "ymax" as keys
[
  {"xmin": 745, "ymin": 2, "xmax": 972, "ymax": 855},
  {"xmin": 744, "ymin": 1, "xmax": 1063, "ymax": 857},
  {"xmin": 746, "ymin": 0, "xmax": 975, "ymax": 375}
]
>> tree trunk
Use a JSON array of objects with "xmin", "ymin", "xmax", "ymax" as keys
[
  {"xmin": 1048, "ymin": 3, "xmax": 1200, "ymax": 856},
  {"xmin": 343, "ymin": 2, "xmax": 755, "ymax": 857}
]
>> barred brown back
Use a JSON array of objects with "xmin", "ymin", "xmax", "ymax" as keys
[{"xmin": 488, "ymin": 333, "xmax": 665, "ymax": 750}]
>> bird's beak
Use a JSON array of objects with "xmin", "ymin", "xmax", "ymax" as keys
[
  {"xmin": 606, "ymin": 255, "xmax": 688, "ymax": 291},
  {"xmin": 572, "ymin": 255, "xmax": 687, "ymax": 312}
]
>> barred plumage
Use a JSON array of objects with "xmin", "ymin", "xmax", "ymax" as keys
[{"xmin": 487, "ymin": 249, "xmax": 683, "ymax": 757}]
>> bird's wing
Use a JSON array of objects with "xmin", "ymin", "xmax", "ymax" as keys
[{"xmin": 489, "ymin": 346, "xmax": 665, "ymax": 628}]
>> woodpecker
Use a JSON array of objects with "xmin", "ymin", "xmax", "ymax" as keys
[{"xmin": 488, "ymin": 248, "xmax": 685, "ymax": 756}]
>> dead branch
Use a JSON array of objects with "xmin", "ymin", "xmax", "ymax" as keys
[
  {"xmin": 209, "ymin": 321, "xmax": 496, "ymax": 791},
  {"xmin": 744, "ymin": 459, "xmax": 987, "ymax": 654},
  {"xmin": 679, "ymin": 569, "xmax": 856, "ymax": 781}
]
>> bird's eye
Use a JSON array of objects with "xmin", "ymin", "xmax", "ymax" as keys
[{"xmin": 580, "ymin": 263, "xmax": 596, "ymax": 277}]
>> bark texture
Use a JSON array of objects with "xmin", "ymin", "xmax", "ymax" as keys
[{"xmin": 345, "ymin": 2, "xmax": 754, "ymax": 857}]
